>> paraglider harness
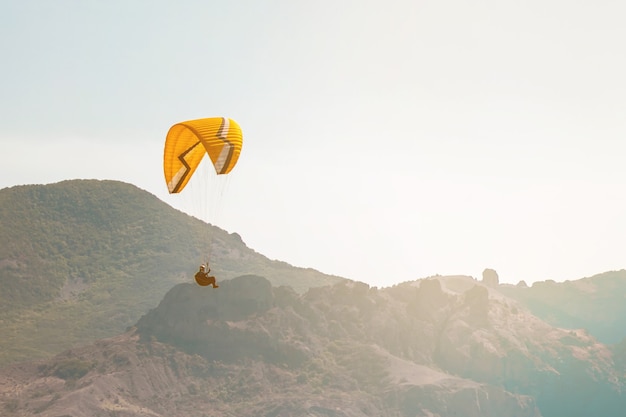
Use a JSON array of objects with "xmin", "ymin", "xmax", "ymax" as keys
[{"xmin": 195, "ymin": 264, "xmax": 219, "ymax": 288}]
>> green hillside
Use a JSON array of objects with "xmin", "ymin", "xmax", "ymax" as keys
[
  {"xmin": 499, "ymin": 270, "xmax": 626, "ymax": 344},
  {"xmin": 0, "ymin": 180, "xmax": 343, "ymax": 366}
]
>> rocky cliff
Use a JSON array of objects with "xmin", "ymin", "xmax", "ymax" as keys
[{"xmin": 3, "ymin": 274, "xmax": 624, "ymax": 416}]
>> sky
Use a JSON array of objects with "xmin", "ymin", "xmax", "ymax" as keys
[{"xmin": 1, "ymin": 0, "xmax": 625, "ymax": 288}]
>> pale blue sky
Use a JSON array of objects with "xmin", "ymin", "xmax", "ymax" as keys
[{"xmin": 2, "ymin": 0, "xmax": 625, "ymax": 287}]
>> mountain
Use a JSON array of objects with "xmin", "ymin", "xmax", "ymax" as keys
[
  {"xmin": 0, "ymin": 180, "xmax": 344, "ymax": 367},
  {"xmin": 1, "ymin": 274, "xmax": 625, "ymax": 417},
  {"xmin": 499, "ymin": 270, "xmax": 626, "ymax": 344},
  {"xmin": 3, "ymin": 179, "xmax": 626, "ymax": 416}
]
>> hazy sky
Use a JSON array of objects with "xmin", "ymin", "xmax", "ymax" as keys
[{"xmin": 2, "ymin": 0, "xmax": 625, "ymax": 287}]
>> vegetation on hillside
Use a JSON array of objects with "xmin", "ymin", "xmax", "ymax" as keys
[
  {"xmin": 0, "ymin": 180, "xmax": 343, "ymax": 366},
  {"xmin": 500, "ymin": 270, "xmax": 626, "ymax": 344},
  {"xmin": 3, "ymin": 275, "xmax": 626, "ymax": 417}
]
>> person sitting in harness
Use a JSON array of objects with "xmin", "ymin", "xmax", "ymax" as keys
[{"xmin": 194, "ymin": 264, "xmax": 219, "ymax": 288}]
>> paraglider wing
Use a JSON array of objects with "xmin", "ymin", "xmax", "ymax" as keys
[{"xmin": 163, "ymin": 117, "xmax": 243, "ymax": 194}]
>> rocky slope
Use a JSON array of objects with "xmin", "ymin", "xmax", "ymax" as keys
[
  {"xmin": 499, "ymin": 269, "xmax": 626, "ymax": 344},
  {"xmin": 2, "ymin": 274, "xmax": 624, "ymax": 417},
  {"xmin": 0, "ymin": 180, "xmax": 343, "ymax": 366}
]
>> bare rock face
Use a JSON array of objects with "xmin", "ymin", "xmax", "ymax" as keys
[
  {"xmin": 482, "ymin": 268, "xmax": 499, "ymax": 287},
  {"xmin": 139, "ymin": 275, "xmax": 274, "ymax": 326},
  {"xmin": 431, "ymin": 283, "xmax": 624, "ymax": 417},
  {"xmin": 2, "ymin": 274, "xmax": 626, "ymax": 417},
  {"xmin": 136, "ymin": 275, "xmax": 289, "ymax": 363},
  {"xmin": 393, "ymin": 383, "xmax": 539, "ymax": 417},
  {"xmin": 463, "ymin": 284, "xmax": 490, "ymax": 327}
]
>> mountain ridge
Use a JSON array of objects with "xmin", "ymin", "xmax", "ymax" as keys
[
  {"xmin": 0, "ymin": 179, "xmax": 344, "ymax": 366},
  {"xmin": 2, "ymin": 179, "xmax": 626, "ymax": 416},
  {"xmin": 2, "ymin": 273, "xmax": 625, "ymax": 416}
]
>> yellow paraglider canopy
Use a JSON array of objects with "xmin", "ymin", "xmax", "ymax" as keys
[{"xmin": 163, "ymin": 117, "xmax": 243, "ymax": 194}]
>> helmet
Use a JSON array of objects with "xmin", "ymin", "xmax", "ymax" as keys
[{"xmin": 200, "ymin": 264, "xmax": 205, "ymax": 270}]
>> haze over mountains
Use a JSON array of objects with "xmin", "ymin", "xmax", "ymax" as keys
[{"xmin": 1, "ymin": 180, "xmax": 625, "ymax": 416}]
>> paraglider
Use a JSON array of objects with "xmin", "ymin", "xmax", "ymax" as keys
[
  {"xmin": 194, "ymin": 264, "xmax": 219, "ymax": 288},
  {"xmin": 163, "ymin": 117, "xmax": 243, "ymax": 194},
  {"xmin": 163, "ymin": 117, "xmax": 243, "ymax": 287}
]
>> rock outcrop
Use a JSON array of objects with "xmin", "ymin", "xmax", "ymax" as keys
[
  {"xmin": 2, "ymin": 274, "xmax": 625, "ymax": 417},
  {"xmin": 482, "ymin": 267, "xmax": 500, "ymax": 287}
]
